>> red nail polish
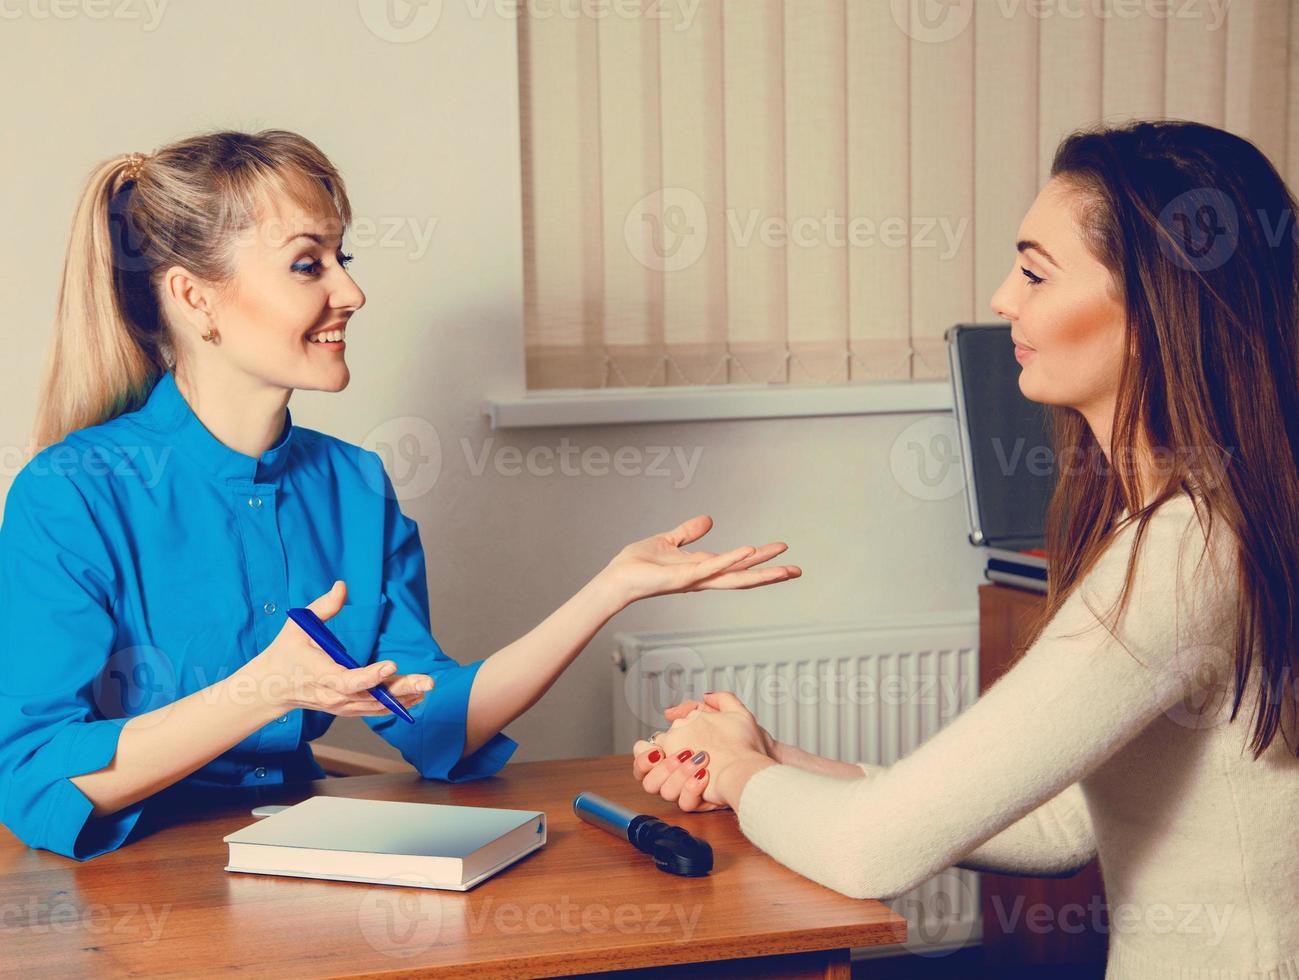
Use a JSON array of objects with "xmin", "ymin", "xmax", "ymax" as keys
[
  {"xmin": 647, "ymin": 749, "xmax": 662, "ymax": 763},
  {"xmin": 695, "ymin": 768, "xmax": 708, "ymax": 780},
  {"xmin": 676, "ymin": 749, "xmax": 693, "ymax": 762}
]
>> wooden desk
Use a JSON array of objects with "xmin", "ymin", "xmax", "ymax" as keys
[{"xmin": 0, "ymin": 755, "xmax": 906, "ymax": 978}]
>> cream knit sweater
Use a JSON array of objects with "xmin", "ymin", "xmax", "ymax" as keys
[{"xmin": 736, "ymin": 492, "xmax": 1299, "ymax": 978}]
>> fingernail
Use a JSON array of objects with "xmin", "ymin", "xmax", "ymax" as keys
[
  {"xmin": 695, "ymin": 768, "xmax": 708, "ymax": 780},
  {"xmin": 676, "ymin": 749, "xmax": 693, "ymax": 763},
  {"xmin": 690, "ymin": 751, "xmax": 706, "ymax": 764},
  {"xmin": 380, "ymin": 664, "xmax": 395, "ymax": 676},
  {"xmin": 647, "ymin": 749, "xmax": 663, "ymax": 763}
]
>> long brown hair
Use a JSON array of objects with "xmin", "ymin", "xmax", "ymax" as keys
[
  {"xmin": 32, "ymin": 129, "xmax": 352, "ymax": 452},
  {"xmin": 1023, "ymin": 119, "xmax": 1299, "ymax": 760}
]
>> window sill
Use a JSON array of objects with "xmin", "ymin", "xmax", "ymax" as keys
[{"xmin": 484, "ymin": 381, "xmax": 953, "ymax": 429}]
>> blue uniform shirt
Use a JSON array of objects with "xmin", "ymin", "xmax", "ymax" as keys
[{"xmin": 0, "ymin": 371, "xmax": 517, "ymax": 860}]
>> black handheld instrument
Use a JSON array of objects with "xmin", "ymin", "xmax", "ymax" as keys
[{"xmin": 572, "ymin": 791, "xmax": 713, "ymax": 877}]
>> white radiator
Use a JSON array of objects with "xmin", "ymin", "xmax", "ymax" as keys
[{"xmin": 611, "ymin": 612, "xmax": 983, "ymax": 960}]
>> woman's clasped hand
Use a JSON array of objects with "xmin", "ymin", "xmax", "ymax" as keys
[{"xmin": 630, "ymin": 691, "xmax": 781, "ymax": 812}]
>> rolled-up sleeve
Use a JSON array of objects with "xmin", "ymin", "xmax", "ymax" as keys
[
  {"xmin": 0, "ymin": 463, "xmax": 145, "ymax": 860},
  {"xmin": 360, "ymin": 452, "xmax": 517, "ymax": 781}
]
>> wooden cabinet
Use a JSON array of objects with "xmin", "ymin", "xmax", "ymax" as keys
[{"xmin": 977, "ymin": 583, "xmax": 1108, "ymax": 967}]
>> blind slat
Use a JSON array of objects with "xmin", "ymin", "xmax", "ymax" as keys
[
  {"xmin": 1102, "ymin": 0, "xmax": 1167, "ymax": 122},
  {"xmin": 1165, "ymin": 3, "xmax": 1227, "ymax": 126},
  {"xmin": 599, "ymin": 2, "xmax": 665, "ymax": 387},
  {"xmin": 521, "ymin": 11, "xmax": 604, "ymax": 389},
  {"xmin": 658, "ymin": 0, "xmax": 728, "ymax": 386},
  {"xmin": 847, "ymin": 0, "xmax": 912, "ymax": 382},
  {"xmin": 723, "ymin": 0, "xmax": 789, "ymax": 385},
  {"xmin": 1037, "ymin": 6, "xmax": 1104, "ymax": 189},
  {"xmin": 910, "ymin": 10, "xmax": 975, "ymax": 379},
  {"xmin": 783, "ymin": 0, "xmax": 849, "ymax": 385}
]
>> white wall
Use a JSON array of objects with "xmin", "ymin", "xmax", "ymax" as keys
[{"xmin": 1, "ymin": 0, "xmax": 985, "ymax": 765}]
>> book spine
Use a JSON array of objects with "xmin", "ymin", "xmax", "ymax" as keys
[
  {"xmin": 986, "ymin": 568, "xmax": 1048, "ymax": 594},
  {"xmin": 987, "ymin": 558, "xmax": 1048, "ymax": 581}
]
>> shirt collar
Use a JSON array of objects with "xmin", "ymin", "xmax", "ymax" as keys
[{"xmin": 135, "ymin": 371, "xmax": 296, "ymax": 485}]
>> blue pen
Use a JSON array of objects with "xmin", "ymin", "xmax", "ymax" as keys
[{"xmin": 285, "ymin": 607, "xmax": 416, "ymax": 724}]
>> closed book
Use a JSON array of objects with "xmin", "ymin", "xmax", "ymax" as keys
[
  {"xmin": 224, "ymin": 796, "xmax": 546, "ymax": 891},
  {"xmin": 987, "ymin": 557, "xmax": 1047, "ymax": 582},
  {"xmin": 986, "ymin": 568, "xmax": 1048, "ymax": 594},
  {"xmin": 986, "ymin": 546, "xmax": 1049, "ymax": 571}
]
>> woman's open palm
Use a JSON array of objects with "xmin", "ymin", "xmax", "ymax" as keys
[{"xmin": 604, "ymin": 515, "xmax": 801, "ymax": 603}]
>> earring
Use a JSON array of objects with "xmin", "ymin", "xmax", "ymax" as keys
[{"xmin": 201, "ymin": 328, "xmax": 216, "ymax": 343}]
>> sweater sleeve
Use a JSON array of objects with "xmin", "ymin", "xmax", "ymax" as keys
[
  {"xmin": 737, "ymin": 496, "xmax": 1237, "ymax": 900},
  {"xmin": 853, "ymin": 760, "xmax": 1097, "ymax": 877},
  {"xmin": 954, "ymin": 780, "xmax": 1095, "ymax": 876}
]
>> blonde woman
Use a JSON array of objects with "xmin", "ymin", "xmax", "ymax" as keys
[
  {"xmin": 633, "ymin": 120, "xmax": 1299, "ymax": 976},
  {"xmin": 0, "ymin": 130, "xmax": 801, "ymax": 861}
]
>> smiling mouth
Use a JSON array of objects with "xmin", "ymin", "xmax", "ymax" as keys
[{"xmin": 306, "ymin": 328, "xmax": 346, "ymax": 346}]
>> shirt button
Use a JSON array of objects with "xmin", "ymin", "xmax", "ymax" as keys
[
  {"xmin": 263, "ymin": 601, "xmax": 277, "ymax": 615},
  {"xmin": 277, "ymin": 715, "xmax": 288, "ymax": 724},
  {"xmin": 248, "ymin": 496, "xmax": 263, "ymax": 509},
  {"xmin": 253, "ymin": 767, "xmax": 267, "ymax": 778}
]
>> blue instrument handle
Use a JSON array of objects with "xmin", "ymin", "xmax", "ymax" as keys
[{"xmin": 285, "ymin": 606, "xmax": 415, "ymax": 725}]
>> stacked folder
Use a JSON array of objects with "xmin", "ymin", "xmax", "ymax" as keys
[{"xmin": 984, "ymin": 546, "xmax": 1048, "ymax": 594}]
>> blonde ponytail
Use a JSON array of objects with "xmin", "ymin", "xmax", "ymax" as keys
[
  {"xmin": 31, "ymin": 130, "xmax": 352, "ymax": 452},
  {"xmin": 31, "ymin": 155, "xmax": 162, "ymax": 451}
]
